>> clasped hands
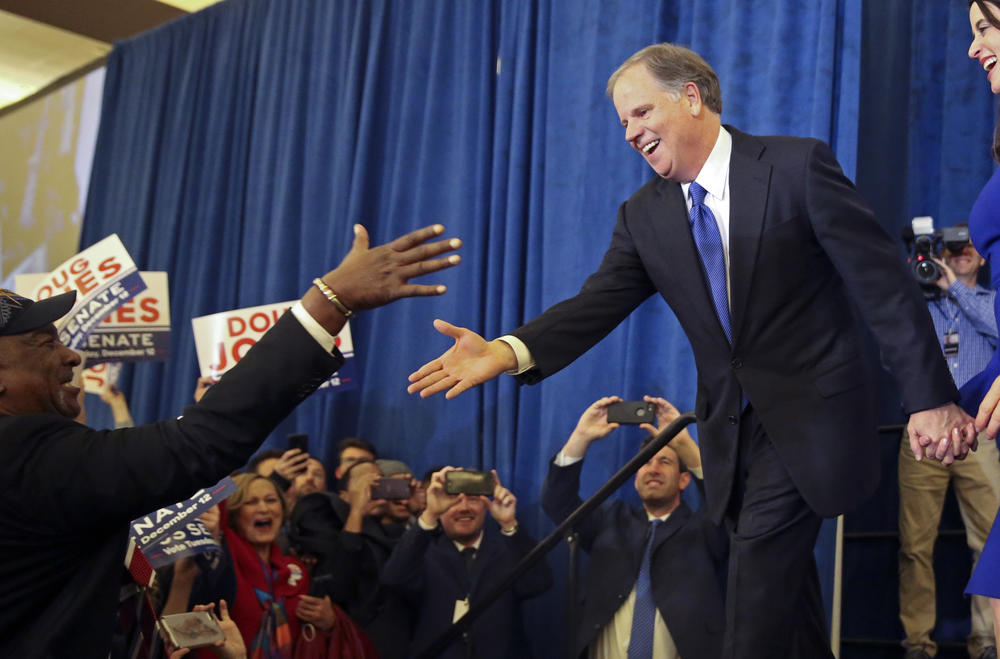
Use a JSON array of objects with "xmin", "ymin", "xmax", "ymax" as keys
[{"xmin": 907, "ymin": 402, "xmax": 979, "ymax": 465}]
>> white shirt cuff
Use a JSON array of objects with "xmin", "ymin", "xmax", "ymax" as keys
[
  {"xmin": 291, "ymin": 301, "xmax": 339, "ymax": 354},
  {"xmin": 418, "ymin": 516, "xmax": 438, "ymax": 531},
  {"xmin": 497, "ymin": 335, "xmax": 535, "ymax": 374},
  {"xmin": 689, "ymin": 465, "xmax": 704, "ymax": 480},
  {"xmin": 553, "ymin": 452, "xmax": 583, "ymax": 467}
]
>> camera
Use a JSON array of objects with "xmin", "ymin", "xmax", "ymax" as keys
[
  {"xmin": 606, "ymin": 400, "xmax": 657, "ymax": 425},
  {"xmin": 902, "ymin": 216, "xmax": 971, "ymax": 300}
]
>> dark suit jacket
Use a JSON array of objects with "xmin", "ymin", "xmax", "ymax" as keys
[
  {"xmin": 0, "ymin": 312, "xmax": 343, "ymax": 658},
  {"xmin": 381, "ymin": 521, "xmax": 553, "ymax": 659},
  {"xmin": 541, "ymin": 458, "xmax": 727, "ymax": 658},
  {"xmin": 514, "ymin": 128, "xmax": 958, "ymax": 523}
]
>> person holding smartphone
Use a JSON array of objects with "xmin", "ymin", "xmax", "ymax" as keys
[
  {"xmin": 381, "ymin": 466, "xmax": 553, "ymax": 659},
  {"xmin": 288, "ymin": 459, "xmax": 411, "ymax": 659},
  {"xmin": 541, "ymin": 395, "xmax": 727, "ymax": 659}
]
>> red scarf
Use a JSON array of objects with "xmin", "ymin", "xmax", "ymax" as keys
[{"xmin": 220, "ymin": 506, "xmax": 310, "ymax": 655}]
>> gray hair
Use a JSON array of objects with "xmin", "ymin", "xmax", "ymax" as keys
[{"xmin": 606, "ymin": 43, "xmax": 722, "ymax": 114}]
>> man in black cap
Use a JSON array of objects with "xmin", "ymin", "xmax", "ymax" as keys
[{"xmin": 0, "ymin": 224, "xmax": 460, "ymax": 658}]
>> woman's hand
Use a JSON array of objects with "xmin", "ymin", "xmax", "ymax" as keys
[{"xmin": 296, "ymin": 594, "xmax": 336, "ymax": 632}]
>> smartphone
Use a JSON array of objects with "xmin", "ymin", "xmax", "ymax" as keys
[
  {"xmin": 309, "ymin": 573, "xmax": 335, "ymax": 597},
  {"xmin": 370, "ymin": 477, "xmax": 411, "ymax": 500},
  {"xmin": 158, "ymin": 610, "xmax": 225, "ymax": 648},
  {"xmin": 606, "ymin": 400, "xmax": 656, "ymax": 425},
  {"xmin": 287, "ymin": 433, "xmax": 309, "ymax": 453},
  {"xmin": 445, "ymin": 470, "xmax": 495, "ymax": 496}
]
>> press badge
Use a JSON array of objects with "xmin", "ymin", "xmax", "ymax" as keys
[
  {"xmin": 453, "ymin": 598, "xmax": 470, "ymax": 622},
  {"xmin": 943, "ymin": 330, "xmax": 959, "ymax": 356}
]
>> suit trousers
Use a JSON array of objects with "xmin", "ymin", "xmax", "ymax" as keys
[
  {"xmin": 898, "ymin": 430, "xmax": 1000, "ymax": 657},
  {"xmin": 723, "ymin": 405, "xmax": 834, "ymax": 659}
]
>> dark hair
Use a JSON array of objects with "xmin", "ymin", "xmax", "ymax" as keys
[
  {"xmin": 639, "ymin": 436, "xmax": 689, "ymax": 473},
  {"xmin": 606, "ymin": 42, "xmax": 723, "ymax": 114},
  {"xmin": 971, "ymin": 1, "xmax": 1000, "ymax": 161},
  {"xmin": 339, "ymin": 458, "xmax": 378, "ymax": 492},
  {"xmin": 337, "ymin": 437, "xmax": 377, "ymax": 462},
  {"xmin": 247, "ymin": 449, "xmax": 283, "ymax": 474}
]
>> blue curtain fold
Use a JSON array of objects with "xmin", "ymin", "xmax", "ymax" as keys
[{"xmin": 81, "ymin": 0, "xmax": 882, "ymax": 653}]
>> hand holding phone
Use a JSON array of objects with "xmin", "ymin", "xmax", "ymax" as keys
[{"xmin": 606, "ymin": 400, "xmax": 656, "ymax": 425}]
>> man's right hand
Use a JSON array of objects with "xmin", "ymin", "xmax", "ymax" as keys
[
  {"xmin": 273, "ymin": 448, "xmax": 309, "ymax": 482},
  {"xmin": 407, "ymin": 321, "xmax": 516, "ymax": 399},
  {"xmin": 419, "ymin": 466, "xmax": 461, "ymax": 526},
  {"xmin": 560, "ymin": 396, "xmax": 624, "ymax": 459},
  {"xmin": 303, "ymin": 224, "xmax": 461, "ymax": 337}
]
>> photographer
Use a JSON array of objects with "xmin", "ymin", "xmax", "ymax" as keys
[
  {"xmin": 899, "ymin": 226, "xmax": 1000, "ymax": 659},
  {"xmin": 381, "ymin": 467, "xmax": 553, "ymax": 659}
]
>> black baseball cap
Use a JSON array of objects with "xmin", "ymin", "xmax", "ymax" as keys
[{"xmin": 0, "ymin": 289, "xmax": 76, "ymax": 336}]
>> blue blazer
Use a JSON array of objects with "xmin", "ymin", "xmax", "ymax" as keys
[
  {"xmin": 381, "ymin": 520, "xmax": 553, "ymax": 659},
  {"xmin": 541, "ymin": 458, "xmax": 728, "ymax": 658}
]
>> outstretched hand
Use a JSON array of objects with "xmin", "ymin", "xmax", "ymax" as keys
[
  {"xmin": 407, "ymin": 320, "xmax": 517, "ymax": 399},
  {"xmin": 303, "ymin": 224, "xmax": 461, "ymax": 336}
]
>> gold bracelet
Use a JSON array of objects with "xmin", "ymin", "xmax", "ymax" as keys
[{"xmin": 312, "ymin": 278, "xmax": 354, "ymax": 319}]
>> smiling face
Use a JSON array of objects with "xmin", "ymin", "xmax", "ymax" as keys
[
  {"xmin": 232, "ymin": 477, "xmax": 284, "ymax": 553},
  {"xmin": 612, "ymin": 64, "xmax": 715, "ymax": 182},
  {"xmin": 0, "ymin": 325, "xmax": 82, "ymax": 418},
  {"xmin": 439, "ymin": 495, "xmax": 488, "ymax": 546},
  {"xmin": 969, "ymin": 1, "xmax": 1000, "ymax": 94},
  {"xmin": 634, "ymin": 444, "xmax": 690, "ymax": 517},
  {"xmin": 943, "ymin": 242, "xmax": 985, "ymax": 279}
]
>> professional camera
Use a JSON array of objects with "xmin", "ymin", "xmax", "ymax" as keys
[{"xmin": 902, "ymin": 216, "xmax": 971, "ymax": 299}]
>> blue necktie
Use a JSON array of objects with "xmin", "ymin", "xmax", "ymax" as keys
[
  {"xmin": 628, "ymin": 519, "xmax": 661, "ymax": 659},
  {"xmin": 689, "ymin": 182, "xmax": 732, "ymax": 344}
]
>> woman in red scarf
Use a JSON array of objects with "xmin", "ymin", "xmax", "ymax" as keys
[{"xmin": 183, "ymin": 473, "xmax": 336, "ymax": 658}]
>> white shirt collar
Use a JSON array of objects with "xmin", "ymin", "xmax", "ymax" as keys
[
  {"xmin": 453, "ymin": 531, "xmax": 484, "ymax": 553},
  {"xmin": 681, "ymin": 126, "xmax": 732, "ymax": 202}
]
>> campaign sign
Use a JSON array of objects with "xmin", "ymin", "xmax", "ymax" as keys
[
  {"xmin": 76, "ymin": 272, "xmax": 170, "ymax": 365},
  {"xmin": 15, "ymin": 234, "xmax": 146, "ymax": 349},
  {"xmin": 83, "ymin": 361, "xmax": 122, "ymax": 395},
  {"xmin": 192, "ymin": 300, "xmax": 356, "ymax": 391},
  {"xmin": 129, "ymin": 477, "xmax": 236, "ymax": 569}
]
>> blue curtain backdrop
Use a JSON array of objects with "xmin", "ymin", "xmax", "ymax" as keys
[{"xmin": 80, "ymin": 0, "xmax": 878, "ymax": 653}]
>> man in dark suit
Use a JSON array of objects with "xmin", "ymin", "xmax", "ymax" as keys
[
  {"xmin": 407, "ymin": 43, "xmax": 977, "ymax": 657},
  {"xmin": 541, "ymin": 396, "xmax": 727, "ymax": 658},
  {"xmin": 0, "ymin": 223, "xmax": 460, "ymax": 658},
  {"xmin": 381, "ymin": 467, "xmax": 553, "ymax": 659}
]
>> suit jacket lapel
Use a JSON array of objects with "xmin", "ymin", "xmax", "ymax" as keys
[
  {"xmin": 650, "ymin": 502, "xmax": 690, "ymax": 554},
  {"xmin": 726, "ymin": 127, "xmax": 771, "ymax": 344}
]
